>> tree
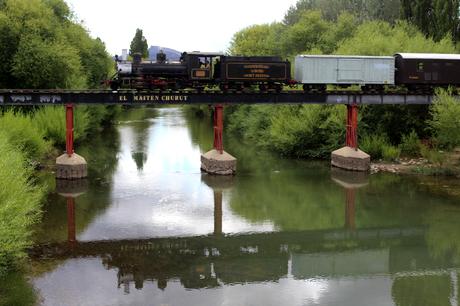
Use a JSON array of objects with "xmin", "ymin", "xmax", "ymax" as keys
[
  {"xmin": 401, "ymin": 0, "xmax": 460, "ymax": 41},
  {"xmin": 0, "ymin": 0, "xmax": 113, "ymax": 89},
  {"xmin": 284, "ymin": 0, "xmax": 401, "ymax": 24},
  {"xmin": 129, "ymin": 28, "xmax": 148, "ymax": 58}
]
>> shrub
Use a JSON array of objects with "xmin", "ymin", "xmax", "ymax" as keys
[
  {"xmin": 399, "ymin": 130, "xmax": 422, "ymax": 157},
  {"xmin": 0, "ymin": 131, "xmax": 44, "ymax": 275},
  {"xmin": 420, "ymin": 145, "xmax": 446, "ymax": 166},
  {"xmin": 269, "ymin": 105, "xmax": 345, "ymax": 158},
  {"xmin": 360, "ymin": 134, "xmax": 389, "ymax": 159},
  {"xmin": 429, "ymin": 89, "xmax": 460, "ymax": 150},
  {"xmin": 33, "ymin": 106, "xmax": 89, "ymax": 145},
  {"xmin": 382, "ymin": 145, "xmax": 401, "ymax": 162},
  {"xmin": 0, "ymin": 110, "xmax": 51, "ymax": 160}
]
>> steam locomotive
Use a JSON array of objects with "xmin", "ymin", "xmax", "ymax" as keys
[
  {"xmin": 109, "ymin": 51, "xmax": 292, "ymax": 92},
  {"xmin": 108, "ymin": 51, "xmax": 460, "ymax": 93}
]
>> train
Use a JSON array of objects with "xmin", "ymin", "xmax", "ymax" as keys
[{"xmin": 107, "ymin": 51, "xmax": 460, "ymax": 93}]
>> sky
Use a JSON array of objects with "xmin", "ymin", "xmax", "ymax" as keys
[{"xmin": 65, "ymin": 0, "xmax": 299, "ymax": 56}]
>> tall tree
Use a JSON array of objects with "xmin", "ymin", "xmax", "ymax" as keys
[
  {"xmin": 401, "ymin": 0, "xmax": 460, "ymax": 41},
  {"xmin": 129, "ymin": 28, "xmax": 148, "ymax": 58}
]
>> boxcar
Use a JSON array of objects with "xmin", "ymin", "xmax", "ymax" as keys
[
  {"xmin": 295, "ymin": 55, "xmax": 395, "ymax": 86},
  {"xmin": 394, "ymin": 53, "xmax": 460, "ymax": 85}
]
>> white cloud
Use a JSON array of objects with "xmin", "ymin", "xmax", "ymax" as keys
[{"xmin": 65, "ymin": 0, "xmax": 298, "ymax": 55}]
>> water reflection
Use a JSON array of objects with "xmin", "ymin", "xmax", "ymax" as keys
[{"xmin": 28, "ymin": 107, "xmax": 460, "ymax": 306}]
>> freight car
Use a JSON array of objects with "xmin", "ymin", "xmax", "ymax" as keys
[
  {"xmin": 294, "ymin": 53, "xmax": 460, "ymax": 93},
  {"xmin": 295, "ymin": 55, "xmax": 395, "ymax": 92}
]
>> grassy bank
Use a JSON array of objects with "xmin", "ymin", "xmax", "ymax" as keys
[{"xmin": 0, "ymin": 130, "xmax": 44, "ymax": 275}]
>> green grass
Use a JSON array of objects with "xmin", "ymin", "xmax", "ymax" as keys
[
  {"xmin": 0, "ymin": 131, "xmax": 44, "ymax": 275},
  {"xmin": 0, "ymin": 270, "xmax": 37, "ymax": 306},
  {"xmin": 0, "ymin": 110, "xmax": 51, "ymax": 160}
]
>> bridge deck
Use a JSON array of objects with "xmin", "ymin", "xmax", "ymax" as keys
[{"xmin": 0, "ymin": 89, "xmax": 440, "ymax": 105}]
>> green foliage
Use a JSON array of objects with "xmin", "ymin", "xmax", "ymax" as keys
[
  {"xmin": 429, "ymin": 90, "xmax": 460, "ymax": 150},
  {"xmin": 401, "ymin": 0, "xmax": 460, "ymax": 41},
  {"xmin": 0, "ymin": 131, "xmax": 44, "ymax": 275},
  {"xmin": 129, "ymin": 28, "xmax": 148, "ymax": 58},
  {"xmin": 0, "ymin": 0, "xmax": 113, "ymax": 89},
  {"xmin": 382, "ymin": 145, "xmax": 401, "ymax": 161},
  {"xmin": 33, "ymin": 106, "xmax": 89, "ymax": 145},
  {"xmin": 227, "ymin": 105, "xmax": 345, "ymax": 158},
  {"xmin": 421, "ymin": 145, "xmax": 446, "ymax": 166},
  {"xmin": 360, "ymin": 134, "xmax": 390, "ymax": 159},
  {"xmin": 336, "ymin": 20, "xmax": 457, "ymax": 55},
  {"xmin": 399, "ymin": 130, "xmax": 422, "ymax": 157},
  {"xmin": 284, "ymin": 0, "xmax": 401, "ymax": 24},
  {"xmin": 269, "ymin": 105, "xmax": 345, "ymax": 158},
  {"xmin": 12, "ymin": 35, "xmax": 86, "ymax": 89},
  {"xmin": 0, "ymin": 271, "xmax": 37, "ymax": 306},
  {"xmin": 229, "ymin": 23, "xmax": 285, "ymax": 56},
  {"xmin": 0, "ymin": 110, "xmax": 51, "ymax": 160}
]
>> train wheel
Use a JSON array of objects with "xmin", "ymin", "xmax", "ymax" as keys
[
  {"xmin": 302, "ymin": 84, "xmax": 311, "ymax": 92},
  {"xmin": 219, "ymin": 84, "xmax": 228, "ymax": 93},
  {"xmin": 259, "ymin": 84, "xmax": 267, "ymax": 92},
  {"xmin": 110, "ymin": 81, "xmax": 119, "ymax": 91}
]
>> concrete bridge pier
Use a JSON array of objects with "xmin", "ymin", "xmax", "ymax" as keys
[
  {"xmin": 331, "ymin": 103, "xmax": 370, "ymax": 171},
  {"xmin": 56, "ymin": 104, "xmax": 87, "ymax": 179},
  {"xmin": 201, "ymin": 104, "xmax": 236, "ymax": 175}
]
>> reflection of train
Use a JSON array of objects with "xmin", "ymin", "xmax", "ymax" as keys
[{"xmin": 108, "ymin": 51, "xmax": 460, "ymax": 93}]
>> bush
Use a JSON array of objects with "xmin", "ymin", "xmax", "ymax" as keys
[
  {"xmin": 382, "ymin": 145, "xmax": 401, "ymax": 161},
  {"xmin": 399, "ymin": 130, "xmax": 422, "ymax": 157},
  {"xmin": 360, "ymin": 134, "xmax": 389, "ymax": 159},
  {"xmin": 269, "ymin": 105, "xmax": 345, "ymax": 158},
  {"xmin": 0, "ymin": 110, "xmax": 51, "ymax": 160},
  {"xmin": 421, "ymin": 145, "xmax": 446, "ymax": 166},
  {"xmin": 33, "ymin": 106, "xmax": 89, "ymax": 145},
  {"xmin": 429, "ymin": 90, "xmax": 460, "ymax": 150},
  {"xmin": 0, "ymin": 131, "xmax": 44, "ymax": 275}
]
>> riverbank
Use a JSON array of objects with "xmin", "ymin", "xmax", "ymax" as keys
[{"xmin": 371, "ymin": 149, "xmax": 460, "ymax": 177}]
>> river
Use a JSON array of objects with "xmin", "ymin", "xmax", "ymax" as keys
[{"xmin": 18, "ymin": 107, "xmax": 460, "ymax": 305}]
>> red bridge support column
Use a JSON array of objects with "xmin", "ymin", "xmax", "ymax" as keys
[
  {"xmin": 201, "ymin": 104, "xmax": 237, "ymax": 175},
  {"xmin": 66, "ymin": 104, "xmax": 74, "ymax": 156},
  {"xmin": 346, "ymin": 104, "xmax": 358, "ymax": 150},
  {"xmin": 67, "ymin": 197, "xmax": 76, "ymax": 246},
  {"xmin": 331, "ymin": 101, "xmax": 370, "ymax": 171},
  {"xmin": 56, "ymin": 104, "xmax": 88, "ymax": 179}
]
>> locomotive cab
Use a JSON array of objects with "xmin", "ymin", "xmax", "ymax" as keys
[{"xmin": 182, "ymin": 52, "xmax": 223, "ymax": 82}]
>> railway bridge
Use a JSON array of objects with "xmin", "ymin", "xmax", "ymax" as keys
[{"xmin": 0, "ymin": 89, "xmax": 443, "ymax": 178}]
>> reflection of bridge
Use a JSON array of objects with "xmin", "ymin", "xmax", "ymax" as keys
[
  {"xmin": 30, "ymin": 225, "xmax": 450, "ymax": 293},
  {"xmin": 34, "ymin": 176, "xmax": 459, "ymax": 296}
]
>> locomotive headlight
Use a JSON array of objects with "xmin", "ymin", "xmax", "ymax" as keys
[{"xmin": 117, "ymin": 63, "xmax": 132, "ymax": 75}]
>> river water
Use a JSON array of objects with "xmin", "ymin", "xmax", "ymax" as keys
[{"xmin": 26, "ymin": 107, "xmax": 460, "ymax": 306}]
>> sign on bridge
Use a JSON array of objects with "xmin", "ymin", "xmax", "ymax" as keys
[{"xmin": 0, "ymin": 89, "xmax": 436, "ymax": 105}]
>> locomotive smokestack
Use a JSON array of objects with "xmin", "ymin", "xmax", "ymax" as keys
[
  {"xmin": 133, "ymin": 53, "xmax": 142, "ymax": 64},
  {"xmin": 121, "ymin": 49, "xmax": 128, "ymax": 61}
]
